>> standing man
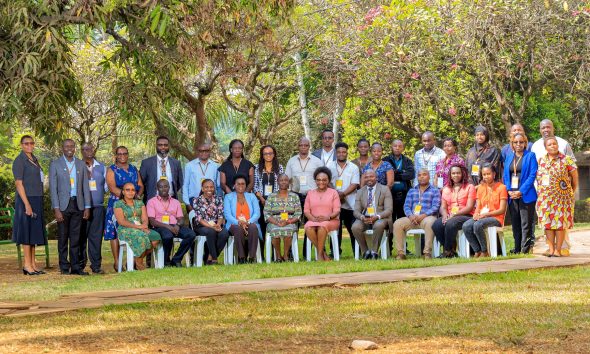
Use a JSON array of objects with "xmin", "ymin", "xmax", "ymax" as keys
[
  {"xmin": 327, "ymin": 142, "xmax": 360, "ymax": 256},
  {"xmin": 351, "ymin": 170, "xmax": 393, "ymax": 259},
  {"xmin": 312, "ymin": 129, "xmax": 337, "ymax": 166},
  {"xmin": 500, "ymin": 123, "xmax": 533, "ymax": 163},
  {"xmin": 183, "ymin": 142, "xmax": 220, "ymax": 210},
  {"xmin": 79, "ymin": 142, "xmax": 107, "ymax": 274},
  {"xmin": 531, "ymin": 119, "xmax": 576, "ymax": 162},
  {"xmin": 351, "ymin": 138, "xmax": 371, "ymax": 171},
  {"xmin": 285, "ymin": 137, "xmax": 323, "ymax": 257},
  {"xmin": 413, "ymin": 131, "xmax": 445, "ymax": 185},
  {"xmin": 147, "ymin": 179, "xmax": 196, "ymax": 267},
  {"xmin": 49, "ymin": 139, "xmax": 91, "ymax": 275},
  {"xmin": 393, "ymin": 169, "xmax": 440, "ymax": 260},
  {"xmin": 140, "ymin": 136, "xmax": 183, "ymax": 202}
]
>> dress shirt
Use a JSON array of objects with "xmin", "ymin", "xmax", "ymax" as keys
[
  {"xmin": 403, "ymin": 184, "xmax": 441, "ymax": 217},
  {"xmin": 182, "ymin": 159, "xmax": 220, "ymax": 205},
  {"xmin": 531, "ymin": 136, "xmax": 576, "ymax": 162},
  {"xmin": 285, "ymin": 154, "xmax": 323, "ymax": 194},
  {"xmin": 64, "ymin": 156, "xmax": 77, "ymax": 198},
  {"xmin": 327, "ymin": 160, "xmax": 359, "ymax": 210},
  {"xmin": 156, "ymin": 155, "xmax": 174, "ymax": 194},
  {"xmin": 413, "ymin": 146, "xmax": 445, "ymax": 185},
  {"xmin": 146, "ymin": 195, "xmax": 184, "ymax": 225},
  {"xmin": 321, "ymin": 148, "xmax": 335, "ymax": 166}
]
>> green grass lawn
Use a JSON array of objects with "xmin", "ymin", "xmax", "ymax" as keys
[{"xmin": 0, "ymin": 266, "xmax": 588, "ymax": 353}]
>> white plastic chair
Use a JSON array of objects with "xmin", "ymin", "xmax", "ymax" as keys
[
  {"xmin": 118, "ymin": 239, "xmax": 164, "ymax": 272},
  {"xmin": 354, "ymin": 230, "xmax": 389, "ymax": 260},
  {"xmin": 187, "ymin": 210, "xmax": 216, "ymax": 267},
  {"xmin": 265, "ymin": 231, "xmax": 300, "ymax": 263},
  {"xmin": 380, "ymin": 228, "xmax": 442, "ymax": 258},
  {"xmin": 223, "ymin": 234, "xmax": 262, "ymax": 264},
  {"xmin": 306, "ymin": 230, "xmax": 339, "ymax": 261},
  {"xmin": 462, "ymin": 227, "xmax": 506, "ymax": 258}
]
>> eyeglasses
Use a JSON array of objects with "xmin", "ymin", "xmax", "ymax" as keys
[
  {"xmin": 322, "ymin": 136, "xmax": 334, "ymax": 140},
  {"xmin": 198, "ymin": 149, "xmax": 211, "ymax": 153},
  {"xmin": 124, "ymin": 188, "xmax": 136, "ymax": 192},
  {"xmin": 116, "ymin": 152, "xmax": 129, "ymax": 156},
  {"xmin": 513, "ymin": 141, "xmax": 525, "ymax": 144},
  {"xmin": 298, "ymin": 144, "xmax": 310, "ymax": 147},
  {"xmin": 22, "ymin": 142, "xmax": 35, "ymax": 146},
  {"xmin": 262, "ymin": 152, "xmax": 274, "ymax": 156}
]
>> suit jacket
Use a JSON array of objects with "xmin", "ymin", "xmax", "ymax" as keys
[
  {"xmin": 140, "ymin": 155, "xmax": 183, "ymax": 201},
  {"xmin": 353, "ymin": 183, "xmax": 394, "ymax": 230},
  {"xmin": 223, "ymin": 192, "xmax": 262, "ymax": 240},
  {"xmin": 49, "ymin": 157, "xmax": 91, "ymax": 211},
  {"xmin": 312, "ymin": 148, "xmax": 336, "ymax": 164},
  {"xmin": 502, "ymin": 149, "xmax": 538, "ymax": 204}
]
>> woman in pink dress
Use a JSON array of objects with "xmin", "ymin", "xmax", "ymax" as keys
[{"xmin": 304, "ymin": 167, "xmax": 341, "ymax": 261}]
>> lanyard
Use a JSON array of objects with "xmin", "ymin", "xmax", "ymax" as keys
[
  {"xmin": 475, "ymin": 146, "xmax": 488, "ymax": 163},
  {"xmin": 27, "ymin": 155, "xmax": 40, "ymax": 168},
  {"xmin": 512, "ymin": 154, "xmax": 523, "ymax": 175},
  {"xmin": 65, "ymin": 158, "xmax": 75, "ymax": 177},
  {"xmin": 422, "ymin": 149, "xmax": 435, "ymax": 166},
  {"xmin": 298, "ymin": 156, "xmax": 310, "ymax": 172},
  {"xmin": 198, "ymin": 161, "xmax": 209, "ymax": 175},
  {"xmin": 452, "ymin": 185, "xmax": 461, "ymax": 205},
  {"xmin": 337, "ymin": 162, "xmax": 348, "ymax": 177},
  {"xmin": 322, "ymin": 150, "xmax": 334, "ymax": 165},
  {"xmin": 159, "ymin": 197, "xmax": 171, "ymax": 214}
]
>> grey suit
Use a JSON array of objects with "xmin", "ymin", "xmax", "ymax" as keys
[
  {"xmin": 352, "ymin": 183, "xmax": 393, "ymax": 254},
  {"xmin": 49, "ymin": 156, "xmax": 91, "ymax": 273}
]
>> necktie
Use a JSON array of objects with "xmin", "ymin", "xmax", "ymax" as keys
[
  {"xmin": 160, "ymin": 158, "xmax": 167, "ymax": 177},
  {"xmin": 367, "ymin": 187, "xmax": 373, "ymax": 208}
]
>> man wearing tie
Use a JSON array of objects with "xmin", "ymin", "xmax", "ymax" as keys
[
  {"xmin": 140, "ymin": 136, "xmax": 183, "ymax": 202},
  {"xmin": 49, "ymin": 139, "xmax": 91, "ymax": 275},
  {"xmin": 351, "ymin": 169, "xmax": 393, "ymax": 259}
]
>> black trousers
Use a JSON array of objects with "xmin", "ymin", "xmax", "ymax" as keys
[
  {"xmin": 258, "ymin": 200, "xmax": 267, "ymax": 258},
  {"xmin": 510, "ymin": 199, "xmax": 536, "ymax": 253},
  {"xmin": 196, "ymin": 226, "xmax": 230, "ymax": 260},
  {"xmin": 334, "ymin": 208, "xmax": 355, "ymax": 255},
  {"xmin": 432, "ymin": 215, "xmax": 471, "ymax": 252},
  {"xmin": 57, "ymin": 198, "xmax": 83, "ymax": 273},
  {"xmin": 156, "ymin": 226, "xmax": 196, "ymax": 265},
  {"xmin": 80, "ymin": 206, "xmax": 104, "ymax": 272}
]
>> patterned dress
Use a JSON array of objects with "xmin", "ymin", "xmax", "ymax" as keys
[
  {"xmin": 264, "ymin": 191, "xmax": 302, "ymax": 238},
  {"xmin": 362, "ymin": 160, "xmax": 394, "ymax": 186},
  {"xmin": 114, "ymin": 200, "xmax": 161, "ymax": 256},
  {"xmin": 104, "ymin": 164, "xmax": 140, "ymax": 240},
  {"xmin": 536, "ymin": 153, "xmax": 577, "ymax": 230},
  {"xmin": 192, "ymin": 194, "xmax": 224, "ymax": 224},
  {"xmin": 435, "ymin": 154, "xmax": 465, "ymax": 188}
]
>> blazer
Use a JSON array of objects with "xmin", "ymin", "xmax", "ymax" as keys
[
  {"xmin": 502, "ymin": 149, "xmax": 538, "ymax": 204},
  {"xmin": 140, "ymin": 155, "xmax": 183, "ymax": 201},
  {"xmin": 353, "ymin": 183, "xmax": 394, "ymax": 230},
  {"xmin": 49, "ymin": 157, "xmax": 91, "ymax": 211},
  {"xmin": 223, "ymin": 192, "xmax": 263, "ymax": 240},
  {"xmin": 312, "ymin": 148, "xmax": 336, "ymax": 163}
]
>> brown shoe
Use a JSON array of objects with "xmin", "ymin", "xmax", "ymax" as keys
[
  {"xmin": 396, "ymin": 253, "xmax": 406, "ymax": 260},
  {"xmin": 423, "ymin": 253, "xmax": 432, "ymax": 259}
]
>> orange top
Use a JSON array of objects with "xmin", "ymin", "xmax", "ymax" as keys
[
  {"xmin": 475, "ymin": 182, "xmax": 508, "ymax": 225},
  {"xmin": 236, "ymin": 200, "xmax": 250, "ymax": 221}
]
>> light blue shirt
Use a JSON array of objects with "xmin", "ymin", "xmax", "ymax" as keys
[
  {"xmin": 64, "ymin": 156, "xmax": 77, "ymax": 198},
  {"xmin": 182, "ymin": 159, "xmax": 221, "ymax": 205}
]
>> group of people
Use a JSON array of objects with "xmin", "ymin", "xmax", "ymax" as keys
[{"xmin": 11, "ymin": 118, "xmax": 578, "ymax": 275}]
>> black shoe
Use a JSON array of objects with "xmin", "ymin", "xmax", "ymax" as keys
[
  {"xmin": 170, "ymin": 261, "xmax": 182, "ymax": 268},
  {"xmin": 371, "ymin": 252, "xmax": 379, "ymax": 260},
  {"xmin": 238, "ymin": 257, "xmax": 247, "ymax": 264},
  {"xmin": 22, "ymin": 268, "xmax": 38, "ymax": 276},
  {"xmin": 34, "ymin": 270, "xmax": 46, "ymax": 275},
  {"xmin": 92, "ymin": 269, "xmax": 105, "ymax": 274},
  {"xmin": 70, "ymin": 270, "xmax": 90, "ymax": 276},
  {"xmin": 60, "ymin": 269, "xmax": 70, "ymax": 275},
  {"xmin": 363, "ymin": 250, "xmax": 372, "ymax": 260},
  {"xmin": 247, "ymin": 257, "xmax": 255, "ymax": 264}
]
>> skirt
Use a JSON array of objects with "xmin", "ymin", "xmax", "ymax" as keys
[{"xmin": 12, "ymin": 195, "xmax": 46, "ymax": 245}]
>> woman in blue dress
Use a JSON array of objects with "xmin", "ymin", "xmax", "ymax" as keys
[{"xmin": 104, "ymin": 146, "xmax": 144, "ymax": 271}]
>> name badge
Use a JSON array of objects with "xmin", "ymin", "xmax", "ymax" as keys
[
  {"xmin": 299, "ymin": 175, "xmax": 307, "ymax": 186},
  {"xmin": 437, "ymin": 177, "xmax": 444, "ymax": 189},
  {"xmin": 160, "ymin": 176, "xmax": 168, "ymax": 180},
  {"xmin": 70, "ymin": 177, "xmax": 75, "ymax": 188},
  {"xmin": 89, "ymin": 179, "xmax": 97, "ymax": 191},
  {"xmin": 480, "ymin": 207, "xmax": 489, "ymax": 214},
  {"xmin": 280, "ymin": 212, "xmax": 288, "ymax": 220},
  {"xmin": 541, "ymin": 175, "xmax": 550, "ymax": 186},
  {"xmin": 366, "ymin": 207, "xmax": 375, "ymax": 216},
  {"xmin": 394, "ymin": 181, "xmax": 402, "ymax": 185},
  {"xmin": 264, "ymin": 184, "xmax": 273, "ymax": 196},
  {"xmin": 511, "ymin": 175, "xmax": 519, "ymax": 188},
  {"xmin": 471, "ymin": 164, "xmax": 480, "ymax": 176},
  {"xmin": 451, "ymin": 206, "xmax": 459, "ymax": 214},
  {"xmin": 208, "ymin": 220, "xmax": 216, "ymax": 226},
  {"xmin": 413, "ymin": 204, "xmax": 422, "ymax": 215},
  {"xmin": 335, "ymin": 179, "xmax": 343, "ymax": 190},
  {"xmin": 161, "ymin": 215, "xmax": 170, "ymax": 224},
  {"xmin": 133, "ymin": 219, "xmax": 142, "ymax": 226}
]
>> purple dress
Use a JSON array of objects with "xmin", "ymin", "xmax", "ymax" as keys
[{"xmin": 104, "ymin": 164, "xmax": 140, "ymax": 240}]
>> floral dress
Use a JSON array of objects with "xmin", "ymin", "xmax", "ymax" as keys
[
  {"xmin": 536, "ymin": 153, "xmax": 577, "ymax": 230},
  {"xmin": 114, "ymin": 200, "xmax": 161, "ymax": 256},
  {"xmin": 192, "ymin": 194, "xmax": 224, "ymax": 225},
  {"xmin": 264, "ymin": 192, "xmax": 302, "ymax": 238},
  {"xmin": 104, "ymin": 164, "xmax": 140, "ymax": 240},
  {"xmin": 362, "ymin": 160, "xmax": 394, "ymax": 186}
]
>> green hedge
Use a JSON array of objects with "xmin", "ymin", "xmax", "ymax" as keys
[{"xmin": 574, "ymin": 198, "xmax": 590, "ymax": 223}]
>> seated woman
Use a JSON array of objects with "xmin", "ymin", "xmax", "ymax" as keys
[
  {"xmin": 432, "ymin": 164, "xmax": 476, "ymax": 258},
  {"xmin": 304, "ymin": 167, "xmax": 341, "ymax": 261},
  {"xmin": 224, "ymin": 174, "xmax": 261, "ymax": 263},
  {"xmin": 264, "ymin": 174, "xmax": 302, "ymax": 262},
  {"xmin": 462, "ymin": 164, "xmax": 508, "ymax": 257},
  {"xmin": 192, "ymin": 179, "xmax": 230, "ymax": 265},
  {"xmin": 114, "ymin": 182, "xmax": 161, "ymax": 270}
]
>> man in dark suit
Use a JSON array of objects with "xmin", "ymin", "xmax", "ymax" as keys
[
  {"xmin": 49, "ymin": 139, "xmax": 91, "ymax": 275},
  {"xmin": 140, "ymin": 136, "xmax": 183, "ymax": 202},
  {"xmin": 351, "ymin": 169, "xmax": 393, "ymax": 259},
  {"xmin": 312, "ymin": 129, "xmax": 337, "ymax": 166}
]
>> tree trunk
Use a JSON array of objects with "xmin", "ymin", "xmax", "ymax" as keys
[
  {"xmin": 331, "ymin": 79, "xmax": 344, "ymax": 143},
  {"xmin": 294, "ymin": 52, "xmax": 311, "ymax": 139}
]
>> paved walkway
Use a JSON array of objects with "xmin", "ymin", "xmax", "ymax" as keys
[{"xmin": 2, "ymin": 230, "xmax": 589, "ymax": 318}]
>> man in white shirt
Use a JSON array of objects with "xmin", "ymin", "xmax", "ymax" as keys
[
  {"xmin": 183, "ymin": 143, "xmax": 220, "ymax": 210},
  {"xmin": 413, "ymin": 131, "xmax": 445, "ymax": 185},
  {"xmin": 285, "ymin": 137, "xmax": 323, "ymax": 257},
  {"xmin": 312, "ymin": 129, "xmax": 337, "ymax": 166},
  {"xmin": 328, "ymin": 142, "xmax": 360, "ymax": 257},
  {"xmin": 531, "ymin": 119, "xmax": 576, "ymax": 162}
]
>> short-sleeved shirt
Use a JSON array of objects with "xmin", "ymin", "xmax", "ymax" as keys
[
  {"xmin": 327, "ymin": 160, "xmax": 360, "ymax": 210},
  {"xmin": 441, "ymin": 184, "xmax": 477, "ymax": 215},
  {"xmin": 362, "ymin": 160, "xmax": 394, "ymax": 186},
  {"xmin": 146, "ymin": 196, "xmax": 184, "ymax": 225},
  {"xmin": 218, "ymin": 158, "xmax": 254, "ymax": 190},
  {"xmin": 12, "ymin": 151, "xmax": 44, "ymax": 197},
  {"xmin": 285, "ymin": 154, "xmax": 324, "ymax": 194},
  {"xmin": 474, "ymin": 182, "xmax": 508, "ymax": 225}
]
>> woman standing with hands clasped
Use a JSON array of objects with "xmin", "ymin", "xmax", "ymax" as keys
[
  {"xmin": 12, "ymin": 135, "xmax": 47, "ymax": 275},
  {"xmin": 503, "ymin": 133, "xmax": 538, "ymax": 254}
]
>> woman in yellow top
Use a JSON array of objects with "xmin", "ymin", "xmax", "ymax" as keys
[{"xmin": 462, "ymin": 164, "xmax": 508, "ymax": 257}]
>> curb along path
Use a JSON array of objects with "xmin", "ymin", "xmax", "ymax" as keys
[{"xmin": 2, "ymin": 231, "xmax": 589, "ymax": 318}]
